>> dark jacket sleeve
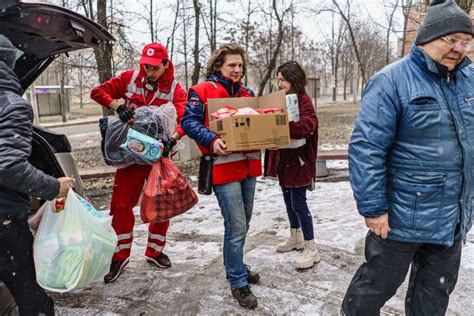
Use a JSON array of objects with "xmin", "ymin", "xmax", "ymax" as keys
[
  {"xmin": 349, "ymin": 73, "xmax": 399, "ymax": 217},
  {"xmin": 181, "ymin": 90, "xmax": 218, "ymax": 151},
  {"xmin": 0, "ymin": 98, "xmax": 59, "ymax": 200},
  {"xmin": 289, "ymin": 94, "xmax": 318, "ymax": 139}
]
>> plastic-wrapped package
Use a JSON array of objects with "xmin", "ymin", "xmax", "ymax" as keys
[
  {"xmin": 99, "ymin": 104, "xmax": 182, "ymax": 167},
  {"xmin": 33, "ymin": 189, "xmax": 117, "ymax": 293},
  {"xmin": 285, "ymin": 94, "xmax": 300, "ymax": 122},
  {"xmin": 121, "ymin": 129, "xmax": 164, "ymax": 162},
  {"xmin": 282, "ymin": 94, "xmax": 306, "ymax": 149}
]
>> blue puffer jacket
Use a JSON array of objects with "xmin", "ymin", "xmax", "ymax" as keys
[{"xmin": 349, "ymin": 45, "xmax": 473, "ymax": 246}]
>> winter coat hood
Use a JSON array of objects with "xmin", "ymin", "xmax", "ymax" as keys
[{"xmin": 0, "ymin": 61, "xmax": 21, "ymax": 95}]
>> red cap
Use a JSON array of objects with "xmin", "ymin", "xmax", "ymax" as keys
[{"xmin": 139, "ymin": 43, "xmax": 168, "ymax": 66}]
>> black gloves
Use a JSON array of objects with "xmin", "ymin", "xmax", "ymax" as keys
[
  {"xmin": 116, "ymin": 105, "xmax": 135, "ymax": 123},
  {"xmin": 162, "ymin": 138, "xmax": 177, "ymax": 158}
]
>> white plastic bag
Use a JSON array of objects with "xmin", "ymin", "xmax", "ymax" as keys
[
  {"xmin": 33, "ymin": 189, "xmax": 118, "ymax": 293},
  {"xmin": 28, "ymin": 202, "xmax": 48, "ymax": 233}
]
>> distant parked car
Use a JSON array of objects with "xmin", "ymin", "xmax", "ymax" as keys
[{"xmin": 0, "ymin": 0, "xmax": 114, "ymax": 312}]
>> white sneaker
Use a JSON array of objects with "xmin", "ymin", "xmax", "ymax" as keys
[
  {"xmin": 276, "ymin": 228, "xmax": 304, "ymax": 252},
  {"xmin": 295, "ymin": 240, "xmax": 321, "ymax": 269}
]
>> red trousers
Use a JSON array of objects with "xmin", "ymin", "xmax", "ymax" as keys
[{"xmin": 110, "ymin": 164, "xmax": 170, "ymax": 261}]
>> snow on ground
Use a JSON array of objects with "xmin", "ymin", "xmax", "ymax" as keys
[{"xmin": 53, "ymin": 178, "xmax": 474, "ymax": 315}]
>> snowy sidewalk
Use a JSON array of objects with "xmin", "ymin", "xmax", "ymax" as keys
[{"xmin": 53, "ymin": 179, "xmax": 474, "ymax": 315}]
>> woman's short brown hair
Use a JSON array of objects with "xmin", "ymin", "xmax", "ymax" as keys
[
  {"xmin": 206, "ymin": 43, "xmax": 247, "ymax": 77},
  {"xmin": 277, "ymin": 61, "xmax": 307, "ymax": 95}
]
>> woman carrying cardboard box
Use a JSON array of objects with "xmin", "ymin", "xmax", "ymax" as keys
[{"xmin": 266, "ymin": 61, "xmax": 320, "ymax": 269}]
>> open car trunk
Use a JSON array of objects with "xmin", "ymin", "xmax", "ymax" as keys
[
  {"xmin": 0, "ymin": 0, "xmax": 114, "ymax": 93},
  {"xmin": 1, "ymin": 0, "xmax": 114, "ymax": 197}
]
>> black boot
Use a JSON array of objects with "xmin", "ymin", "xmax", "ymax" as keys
[
  {"xmin": 231, "ymin": 285, "xmax": 258, "ymax": 309},
  {"xmin": 104, "ymin": 258, "xmax": 129, "ymax": 283},
  {"xmin": 146, "ymin": 253, "xmax": 172, "ymax": 269},
  {"xmin": 245, "ymin": 264, "xmax": 260, "ymax": 284},
  {"xmin": 226, "ymin": 264, "xmax": 260, "ymax": 284}
]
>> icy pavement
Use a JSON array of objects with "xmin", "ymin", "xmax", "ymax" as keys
[{"xmin": 53, "ymin": 178, "xmax": 474, "ymax": 315}]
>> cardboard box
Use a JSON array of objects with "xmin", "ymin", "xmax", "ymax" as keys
[{"xmin": 208, "ymin": 90, "xmax": 290, "ymax": 151}]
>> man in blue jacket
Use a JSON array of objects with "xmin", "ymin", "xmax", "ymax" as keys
[{"xmin": 341, "ymin": 0, "xmax": 474, "ymax": 315}]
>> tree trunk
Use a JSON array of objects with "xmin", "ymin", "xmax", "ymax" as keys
[
  {"xmin": 168, "ymin": 0, "xmax": 180, "ymax": 59},
  {"xmin": 210, "ymin": 0, "xmax": 217, "ymax": 53},
  {"xmin": 183, "ymin": 2, "xmax": 190, "ymax": 91},
  {"xmin": 59, "ymin": 56, "xmax": 67, "ymax": 122},
  {"xmin": 95, "ymin": 0, "xmax": 114, "ymax": 117},
  {"xmin": 385, "ymin": 0, "xmax": 399, "ymax": 65},
  {"xmin": 258, "ymin": 0, "xmax": 288, "ymax": 96},
  {"xmin": 191, "ymin": 0, "xmax": 201, "ymax": 85},
  {"xmin": 150, "ymin": 0, "xmax": 155, "ymax": 42},
  {"xmin": 332, "ymin": 0, "xmax": 367, "ymax": 84},
  {"xmin": 244, "ymin": 0, "xmax": 252, "ymax": 86},
  {"xmin": 456, "ymin": 0, "xmax": 472, "ymax": 13},
  {"xmin": 352, "ymin": 60, "xmax": 358, "ymax": 103},
  {"xmin": 400, "ymin": 0, "xmax": 412, "ymax": 58}
]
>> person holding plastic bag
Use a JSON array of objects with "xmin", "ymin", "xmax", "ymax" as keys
[
  {"xmin": 34, "ymin": 189, "xmax": 117, "ymax": 293},
  {"xmin": 265, "ymin": 61, "xmax": 320, "ymax": 269},
  {"xmin": 90, "ymin": 43, "xmax": 186, "ymax": 283},
  {"xmin": 181, "ymin": 43, "xmax": 261, "ymax": 310},
  {"xmin": 0, "ymin": 35, "xmax": 74, "ymax": 315}
]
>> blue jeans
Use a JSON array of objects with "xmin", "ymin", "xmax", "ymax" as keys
[
  {"xmin": 213, "ymin": 176, "xmax": 256, "ymax": 289},
  {"xmin": 282, "ymin": 186, "xmax": 314, "ymax": 240}
]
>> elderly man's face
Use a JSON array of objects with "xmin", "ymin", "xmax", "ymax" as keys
[{"xmin": 420, "ymin": 32, "xmax": 473, "ymax": 71}]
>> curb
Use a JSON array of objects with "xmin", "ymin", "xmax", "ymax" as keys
[
  {"xmin": 80, "ymin": 167, "xmax": 116, "ymax": 180},
  {"xmin": 41, "ymin": 118, "xmax": 100, "ymax": 129},
  {"xmin": 77, "ymin": 150, "xmax": 348, "ymax": 181}
]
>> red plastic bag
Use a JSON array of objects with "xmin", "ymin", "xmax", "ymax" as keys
[{"xmin": 141, "ymin": 158, "xmax": 198, "ymax": 223}]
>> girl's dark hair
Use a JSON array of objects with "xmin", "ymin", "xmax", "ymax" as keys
[
  {"xmin": 206, "ymin": 43, "xmax": 247, "ymax": 77},
  {"xmin": 277, "ymin": 61, "xmax": 307, "ymax": 94}
]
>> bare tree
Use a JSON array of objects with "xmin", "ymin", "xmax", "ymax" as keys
[
  {"xmin": 400, "ymin": 0, "xmax": 414, "ymax": 58},
  {"xmin": 328, "ymin": 13, "xmax": 345, "ymax": 101},
  {"xmin": 200, "ymin": 0, "xmax": 218, "ymax": 53},
  {"xmin": 191, "ymin": 0, "xmax": 201, "ymax": 85},
  {"xmin": 135, "ymin": 0, "xmax": 170, "ymax": 43},
  {"xmin": 383, "ymin": 0, "xmax": 400, "ymax": 65},
  {"xmin": 456, "ymin": 0, "xmax": 473, "ymax": 12},
  {"xmin": 257, "ymin": 0, "xmax": 293, "ymax": 96},
  {"xmin": 331, "ymin": 0, "xmax": 367, "ymax": 84},
  {"xmin": 167, "ymin": 0, "xmax": 181, "ymax": 59},
  {"xmin": 240, "ymin": 0, "xmax": 258, "ymax": 86}
]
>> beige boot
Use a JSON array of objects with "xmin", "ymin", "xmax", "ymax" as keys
[
  {"xmin": 276, "ymin": 228, "xmax": 304, "ymax": 252},
  {"xmin": 295, "ymin": 240, "xmax": 321, "ymax": 269}
]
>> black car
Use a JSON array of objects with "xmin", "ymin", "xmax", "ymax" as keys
[{"xmin": 0, "ymin": 0, "xmax": 114, "ymax": 312}]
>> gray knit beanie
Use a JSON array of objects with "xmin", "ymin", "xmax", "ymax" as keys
[
  {"xmin": 415, "ymin": 0, "xmax": 473, "ymax": 45},
  {"xmin": 0, "ymin": 35, "xmax": 17, "ymax": 69}
]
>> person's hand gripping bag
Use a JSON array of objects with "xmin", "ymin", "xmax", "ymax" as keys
[{"xmin": 33, "ymin": 189, "xmax": 118, "ymax": 292}]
